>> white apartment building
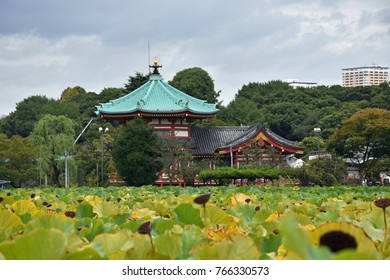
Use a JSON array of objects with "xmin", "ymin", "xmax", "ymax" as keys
[{"xmin": 342, "ymin": 65, "xmax": 389, "ymax": 87}]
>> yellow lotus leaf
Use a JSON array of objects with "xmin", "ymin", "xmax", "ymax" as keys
[
  {"xmin": 11, "ymin": 200, "xmax": 38, "ymax": 216},
  {"xmin": 303, "ymin": 224, "xmax": 316, "ymax": 231},
  {"xmin": 309, "ymin": 222, "xmax": 378, "ymax": 255},
  {"xmin": 0, "ymin": 210, "xmax": 23, "ymax": 232},
  {"xmin": 230, "ymin": 193, "xmax": 251, "ymax": 205},
  {"xmin": 84, "ymin": 195, "xmax": 103, "ymax": 206},
  {"xmin": 207, "ymin": 226, "xmax": 242, "ymax": 241},
  {"xmin": 265, "ymin": 213, "xmax": 284, "ymax": 222},
  {"xmin": 131, "ymin": 208, "xmax": 157, "ymax": 220}
]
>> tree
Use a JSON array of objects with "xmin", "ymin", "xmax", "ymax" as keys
[
  {"xmin": 123, "ymin": 72, "xmax": 149, "ymax": 93},
  {"xmin": 31, "ymin": 115, "xmax": 77, "ymax": 187},
  {"xmin": 217, "ymin": 98, "xmax": 262, "ymax": 126},
  {"xmin": 293, "ymin": 157, "xmax": 346, "ymax": 186},
  {"xmin": 60, "ymin": 86, "xmax": 87, "ymax": 102},
  {"xmin": 74, "ymin": 122, "xmax": 118, "ymax": 186},
  {"xmin": 112, "ymin": 119, "xmax": 163, "ymax": 186},
  {"xmin": 169, "ymin": 67, "xmax": 220, "ymax": 103},
  {"xmin": 1, "ymin": 95, "xmax": 51, "ymax": 137},
  {"xmin": 328, "ymin": 108, "xmax": 390, "ymax": 181},
  {"xmin": 60, "ymin": 86, "xmax": 99, "ymax": 118},
  {"xmin": 0, "ymin": 134, "xmax": 38, "ymax": 187},
  {"xmin": 99, "ymin": 87, "xmax": 124, "ymax": 103}
]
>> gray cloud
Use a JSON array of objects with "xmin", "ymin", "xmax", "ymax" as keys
[{"xmin": 1, "ymin": 0, "xmax": 389, "ymax": 116}]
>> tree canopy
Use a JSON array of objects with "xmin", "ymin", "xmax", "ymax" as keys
[
  {"xmin": 169, "ymin": 67, "xmax": 220, "ymax": 103},
  {"xmin": 328, "ymin": 108, "xmax": 390, "ymax": 179},
  {"xmin": 112, "ymin": 119, "xmax": 163, "ymax": 186},
  {"xmin": 123, "ymin": 72, "xmax": 149, "ymax": 93},
  {"xmin": 30, "ymin": 115, "xmax": 77, "ymax": 187},
  {"xmin": 0, "ymin": 134, "xmax": 37, "ymax": 187}
]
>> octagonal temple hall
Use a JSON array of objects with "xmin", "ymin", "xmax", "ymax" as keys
[{"xmin": 95, "ymin": 60, "xmax": 304, "ymax": 185}]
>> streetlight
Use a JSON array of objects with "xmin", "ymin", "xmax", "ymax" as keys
[
  {"xmin": 313, "ymin": 127, "xmax": 321, "ymax": 153},
  {"xmin": 99, "ymin": 127, "xmax": 109, "ymax": 186}
]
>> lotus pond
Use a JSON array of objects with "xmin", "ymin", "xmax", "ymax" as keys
[{"xmin": 0, "ymin": 185, "xmax": 389, "ymax": 260}]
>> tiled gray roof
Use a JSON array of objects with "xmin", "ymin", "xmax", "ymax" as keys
[
  {"xmin": 191, "ymin": 126, "xmax": 249, "ymax": 155},
  {"xmin": 190, "ymin": 123, "xmax": 303, "ymax": 155}
]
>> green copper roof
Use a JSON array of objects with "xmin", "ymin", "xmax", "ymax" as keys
[{"xmin": 95, "ymin": 73, "xmax": 218, "ymax": 116}]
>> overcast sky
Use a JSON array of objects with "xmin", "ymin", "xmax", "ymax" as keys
[{"xmin": 1, "ymin": 0, "xmax": 389, "ymax": 116}]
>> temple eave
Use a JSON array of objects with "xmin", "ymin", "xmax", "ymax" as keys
[{"xmin": 100, "ymin": 111, "xmax": 216, "ymax": 119}]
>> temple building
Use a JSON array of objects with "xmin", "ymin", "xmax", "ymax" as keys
[{"xmin": 95, "ymin": 60, "xmax": 304, "ymax": 185}]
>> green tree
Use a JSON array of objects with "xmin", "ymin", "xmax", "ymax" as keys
[
  {"xmin": 31, "ymin": 115, "xmax": 77, "ymax": 187},
  {"xmin": 112, "ymin": 119, "xmax": 163, "ymax": 186},
  {"xmin": 1, "ymin": 95, "xmax": 51, "ymax": 137},
  {"xmin": 218, "ymin": 98, "xmax": 262, "ymax": 126},
  {"xmin": 60, "ymin": 86, "xmax": 99, "ymax": 118},
  {"xmin": 169, "ymin": 67, "xmax": 220, "ymax": 103},
  {"xmin": 0, "ymin": 134, "xmax": 38, "ymax": 187},
  {"xmin": 123, "ymin": 72, "xmax": 149, "ymax": 93},
  {"xmin": 60, "ymin": 86, "xmax": 87, "ymax": 102},
  {"xmin": 293, "ymin": 157, "xmax": 346, "ymax": 186},
  {"xmin": 328, "ymin": 108, "xmax": 390, "ymax": 181},
  {"xmin": 74, "ymin": 122, "xmax": 118, "ymax": 186},
  {"xmin": 99, "ymin": 87, "xmax": 124, "ymax": 103}
]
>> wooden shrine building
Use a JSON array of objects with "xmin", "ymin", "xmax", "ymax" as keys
[{"xmin": 95, "ymin": 60, "xmax": 304, "ymax": 185}]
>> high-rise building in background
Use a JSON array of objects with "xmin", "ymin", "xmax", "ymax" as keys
[{"xmin": 342, "ymin": 65, "xmax": 389, "ymax": 87}]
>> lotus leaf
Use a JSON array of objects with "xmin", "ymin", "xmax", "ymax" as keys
[
  {"xmin": 205, "ymin": 205, "xmax": 236, "ymax": 227},
  {"xmin": 93, "ymin": 230, "xmax": 133, "ymax": 258},
  {"xmin": 191, "ymin": 233, "xmax": 260, "ymax": 260},
  {"xmin": 279, "ymin": 216, "xmax": 332, "ymax": 260},
  {"xmin": 64, "ymin": 243, "xmax": 106, "ymax": 260},
  {"xmin": 174, "ymin": 203, "xmax": 203, "ymax": 227},
  {"xmin": 0, "ymin": 210, "xmax": 23, "ymax": 232},
  {"xmin": 154, "ymin": 231, "xmax": 182, "ymax": 259},
  {"xmin": 230, "ymin": 193, "xmax": 251, "ymax": 205},
  {"xmin": 131, "ymin": 208, "xmax": 158, "ymax": 220},
  {"xmin": 25, "ymin": 214, "xmax": 74, "ymax": 234},
  {"xmin": 11, "ymin": 200, "xmax": 38, "ymax": 216},
  {"xmin": 124, "ymin": 234, "xmax": 154, "ymax": 259},
  {"xmin": 309, "ymin": 221, "xmax": 379, "ymax": 258},
  {"xmin": 0, "ymin": 228, "xmax": 67, "ymax": 259}
]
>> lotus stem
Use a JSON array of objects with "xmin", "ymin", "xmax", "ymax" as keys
[
  {"xmin": 383, "ymin": 208, "xmax": 388, "ymax": 253},
  {"xmin": 149, "ymin": 233, "xmax": 155, "ymax": 259}
]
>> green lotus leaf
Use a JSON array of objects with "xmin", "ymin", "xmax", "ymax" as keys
[
  {"xmin": 252, "ymin": 209, "xmax": 272, "ymax": 224},
  {"xmin": 314, "ymin": 210, "xmax": 340, "ymax": 225},
  {"xmin": 0, "ymin": 228, "xmax": 67, "ymax": 259},
  {"xmin": 76, "ymin": 202, "xmax": 96, "ymax": 219},
  {"xmin": 25, "ymin": 214, "xmax": 75, "ymax": 234},
  {"xmin": 206, "ymin": 205, "xmax": 236, "ymax": 227},
  {"xmin": 260, "ymin": 234, "xmax": 282, "ymax": 254},
  {"xmin": 93, "ymin": 230, "xmax": 134, "ymax": 259},
  {"xmin": 355, "ymin": 219, "xmax": 384, "ymax": 242},
  {"xmin": 152, "ymin": 218, "xmax": 179, "ymax": 235},
  {"xmin": 227, "ymin": 204, "xmax": 256, "ymax": 224},
  {"xmin": 138, "ymin": 200, "xmax": 173, "ymax": 218},
  {"xmin": 177, "ymin": 194, "xmax": 195, "ymax": 203},
  {"xmin": 93, "ymin": 201, "xmax": 119, "ymax": 218},
  {"xmin": 174, "ymin": 203, "xmax": 203, "ymax": 227},
  {"xmin": 279, "ymin": 216, "xmax": 332, "ymax": 260},
  {"xmin": 179, "ymin": 225, "xmax": 203, "ymax": 259},
  {"xmin": 124, "ymin": 234, "xmax": 154, "ymax": 260},
  {"xmin": 154, "ymin": 230, "xmax": 182, "ymax": 259},
  {"xmin": 64, "ymin": 243, "xmax": 106, "ymax": 260},
  {"xmin": 0, "ymin": 210, "xmax": 23, "ymax": 232},
  {"xmin": 191, "ymin": 233, "xmax": 260, "ymax": 260}
]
